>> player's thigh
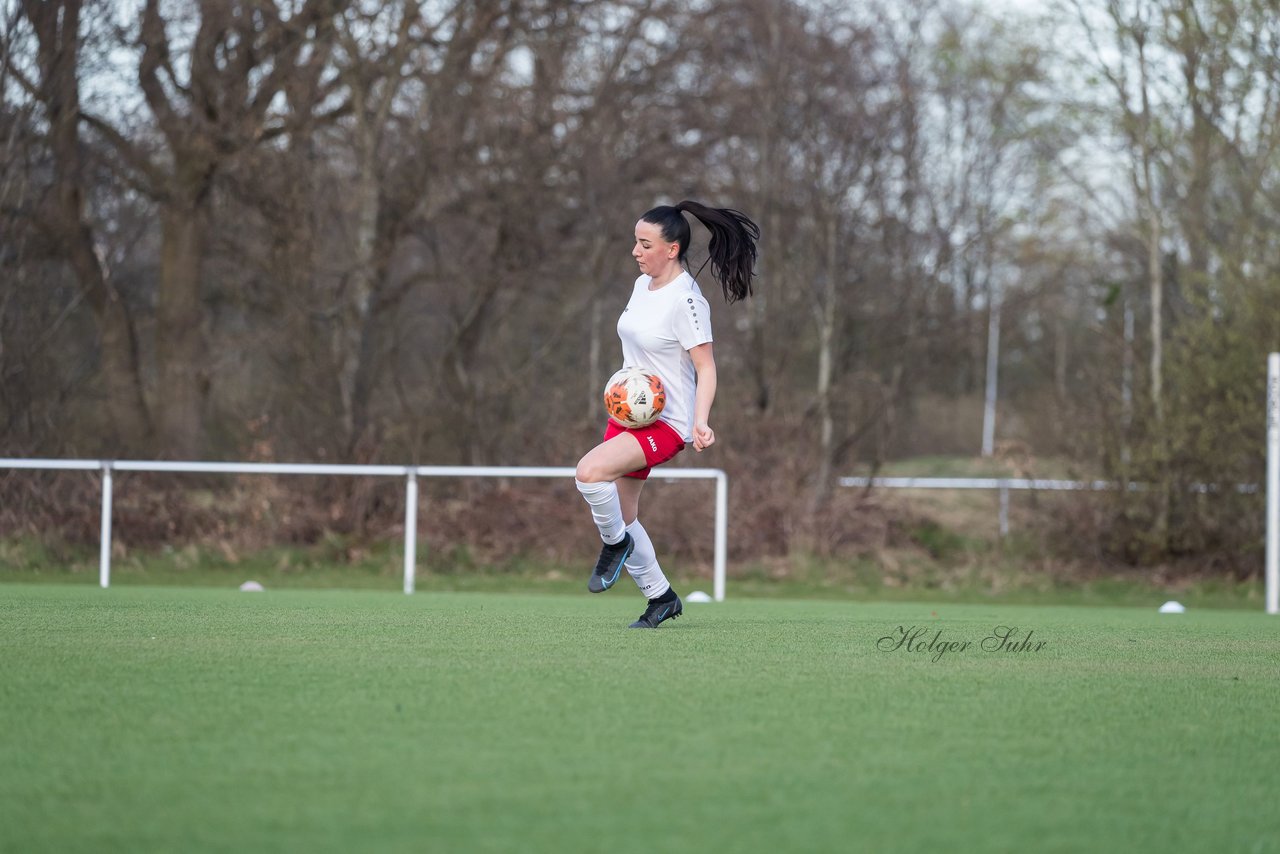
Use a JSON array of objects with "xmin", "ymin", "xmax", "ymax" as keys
[
  {"xmin": 575, "ymin": 432, "xmax": 647, "ymax": 483},
  {"xmin": 616, "ymin": 476, "xmax": 646, "ymax": 525}
]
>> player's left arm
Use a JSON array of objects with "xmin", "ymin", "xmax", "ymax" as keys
[{"xmin": 689, "ymin": 342, "xmax": 717, "ymax": 451}]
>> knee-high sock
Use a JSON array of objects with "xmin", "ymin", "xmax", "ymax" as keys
[
  {"xmin": 624, "ymin": 519, "xmax": 670, "ymax": 599},
  {"xmin": 575, "ymin": 479, "xmax": 626, "ymax": 544}
]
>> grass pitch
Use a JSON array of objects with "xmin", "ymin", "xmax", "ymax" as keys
[{"xmin": 2, "ymin": 584, "xmax": 1277, "ymax": 853}]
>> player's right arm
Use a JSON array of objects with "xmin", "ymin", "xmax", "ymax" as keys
[{"xmin": 689, "ymin": 342, "xmax": 716, "ymax": 451}]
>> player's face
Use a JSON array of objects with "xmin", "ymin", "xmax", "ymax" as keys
[{"xmin": 633, "ymin": 220, "xmax": 677, "ymax": 276}]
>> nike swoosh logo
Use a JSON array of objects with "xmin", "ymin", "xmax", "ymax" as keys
[{"xmin": 605, "ymin": 546, "xmax": 631, "ymax": 585}]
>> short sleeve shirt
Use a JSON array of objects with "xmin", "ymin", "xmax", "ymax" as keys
[{"xmin": 615, "ymin": 272, "xmax": 713, "ymax": 442}]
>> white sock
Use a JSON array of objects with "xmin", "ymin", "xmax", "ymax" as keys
[
  {"xmin": 624, "ymin": 519, "xmax": 670, "ymax": 599},
  {"xmin": 575, "ymin": 479, "xmax": 626, "ymax": 544}
]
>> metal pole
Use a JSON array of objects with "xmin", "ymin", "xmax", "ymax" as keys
[
  {"xmin": 714, "ymin": 471, "xmax": 728, "ymax": 602},
  {"xmin": 99, "ymin": 463, "xmax": 113, "ymax": 589},
  {"xmin": 1266, "ymin": 353, "xmax": 1279, "ymax": 615},
  {"xmin": 981, "ymin": 295, "xmax": 1001, "ymax": 457},
  {"xmin": 404, "ymin": 471, "xmax": 418, "ymax": 595}
]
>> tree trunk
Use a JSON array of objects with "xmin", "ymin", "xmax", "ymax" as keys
[
  {"xmin": 69, "ymin": 234, "xmax": 152, "ymax": 447},
  {"xmin": 1133, "ymin": 23, "xmax": 1169, "ymax": 549},
  {"xmin": 588, "ymin": 297, "xmax": 603, "ymax": 420},
  {"xmin": 340, "ymin": 123, "xmax": 380, "ymax": 456},
  {"xmin": 346, "ymin": 302, "xmax": 384, "ymax": 461},
  {"xmin": 811, "ymin": 217, "xmax": 839, "ymax": 511},
  {"xmin": 1135, "ymin": 30, "xmax": 1164, "ymax": 424},
  {"xmin": 746, "ymin": 11, "xmax": 785, "ymax": 415},
  {"xmin": 25, "ymin": 0, "xmax": 152, "ymax": 448},
  {"xmin": 1146, "ymin": 197, "xmax": 1163, "ymax": 423},
  {"xmin": 156, "ymin": 202, "xmax": 209, "ymax": 458}
]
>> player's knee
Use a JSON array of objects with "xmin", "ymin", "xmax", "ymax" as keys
[{"xmin": 575, "ymin": 459, "xmax": 607, "ymax": 483}]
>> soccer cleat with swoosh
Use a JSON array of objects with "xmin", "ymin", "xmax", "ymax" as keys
[
  {"xmin": 587, "ymin": 533, "xmax": 634, "ymax": 593},
  {"xmin": 629, "ymin": 593, "xmax": 683, "ymax": 628}
]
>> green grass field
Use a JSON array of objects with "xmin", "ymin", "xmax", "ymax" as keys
[{"xmin": 2, "ymin": 583, "xmax": 1278, "ymax": 853}]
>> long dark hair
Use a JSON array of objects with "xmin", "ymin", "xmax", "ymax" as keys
[{"xmin": 640, "ymin": 200, "xmax": 760, "ymax": 303}]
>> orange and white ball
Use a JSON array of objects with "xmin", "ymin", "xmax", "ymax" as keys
[{"xmin": 603, "ymin": 367, "xmax": 666, "ymax": 429}]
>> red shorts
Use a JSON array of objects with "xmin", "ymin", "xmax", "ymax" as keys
[{"xmin": 603, "ymin": 419, "xmax": 686, "ymax": 480}]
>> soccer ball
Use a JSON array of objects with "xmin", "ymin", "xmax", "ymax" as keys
[{"xmin": 603, "ymin": 367, "xmax": 666, "ymax": 429}]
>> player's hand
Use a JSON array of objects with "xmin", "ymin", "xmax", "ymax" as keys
[{"xmin": 693, "ymin": 422, "xmax": 715, "ymax": 451}]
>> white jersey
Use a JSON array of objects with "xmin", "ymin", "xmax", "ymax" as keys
[{"xmin": 615, "ymin": 271, "xmax": 713, "ymax": 442}]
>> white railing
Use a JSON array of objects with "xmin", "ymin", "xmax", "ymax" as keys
[
  {"xmin": 845, "ymin": 353, "xmax": 1280, "ymax": 614},
  {"xmin": 842, "ymin": 469, "xmax": 1277, "ymax": 617},
  {"xmin": 840, "ymin": 475, "xmax": 1260, "ymax": 538},
  {"xmin": 839, "ymin": 476, "xmax": 1123, "ymax": 539},
  {"xmin": 0, "ymin": 460, "xmax": 730, "ymax": 601}
]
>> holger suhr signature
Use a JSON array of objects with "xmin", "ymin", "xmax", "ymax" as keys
[{"xmin": 877, "ymin": 625, "xmax": 1048, "ymax": 662}]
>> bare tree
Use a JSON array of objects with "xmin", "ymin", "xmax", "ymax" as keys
[
  {"xmin": 8, "ymin": 0, "xmax": 152, "ymax": 448},
  {"xmin": 79, "ymin": 0, "xmax": 350, "ymax": 457},
  {"xmin": 1071, "ymin": 0, "xmax": 1168, "ymax": 421}
]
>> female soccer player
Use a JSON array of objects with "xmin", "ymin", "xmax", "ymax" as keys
[{"xmin": 575, "ymin": 200, "xmax": 759, "ymax": 628}]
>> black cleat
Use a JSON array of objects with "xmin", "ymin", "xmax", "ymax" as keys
[
  {"xmin": 587, "ymin": 533, "xmax": 634, "ymax": 593},
  {"xmin": 629, "ymin": 594, "xmax": 683, "ymax": 628}
]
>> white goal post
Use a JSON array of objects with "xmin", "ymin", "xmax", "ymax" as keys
[
  {"xmin": 1267, "ymin": 353, "xmax": 1279, "ymax": 615},
  {"xmin": 0, "ymin": 461, "xmax": 730, "ymax": 602}
]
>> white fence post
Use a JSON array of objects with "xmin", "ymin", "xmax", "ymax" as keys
[
  {"xmin": 1266, "ymin": 353, "xmax": 1279, "ymax": 615},
  {"xmin": 714, "ymin": 471, "xmax": 728, "ymax": 602},
  {"xmin": 403, "ymin": 470, "xmax": 418, "ymax": 595},
  {"xmin": 99, "ymin": 462, "xmax": 113, "ymax": 589}
]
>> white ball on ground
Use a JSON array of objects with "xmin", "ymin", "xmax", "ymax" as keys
[
  {"xmin": 686, "ymin": 590, "xmax": 713, "ymax": 603},
  {"xmin": 1157, "ymin": 600, "xmax": 1185, "ymax": 613},
  {"xmin": 239, "ymin": 581, "xmax": 265, "ymax": 592}
]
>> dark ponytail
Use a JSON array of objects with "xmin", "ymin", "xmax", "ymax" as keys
[{"xmin": 640, "ymin": 200, "xmax": 760, "ymax": 303}]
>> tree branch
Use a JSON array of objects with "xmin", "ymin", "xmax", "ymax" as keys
[
  {"xmin": 138, "ymin": 0, "xmax": 185, "ymax": 148},
  {"xmin": 78, "ymin": 110, "xmax": 167, "ymax": 196}
]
